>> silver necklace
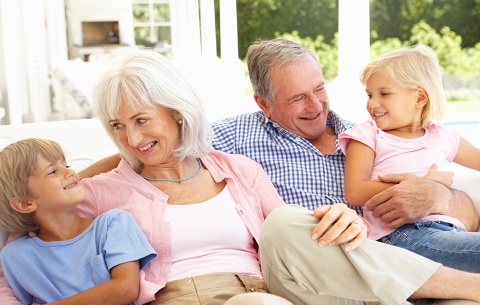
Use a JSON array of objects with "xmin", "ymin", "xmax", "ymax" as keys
[{"xmin": 139, "ymin": 159, "xmax": 202, "ymax": 182}]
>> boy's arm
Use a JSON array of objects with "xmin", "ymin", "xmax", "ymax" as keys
[
  {"xmin": 344, "ymin": 139, "xmax": 395, "ymax": 206},
  {"xmin": 46, "ymin": 260, "xmax": 140, "ymax": 305}
]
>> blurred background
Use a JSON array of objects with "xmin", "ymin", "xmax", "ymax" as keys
[{"xmin": 0, "ymin": 0, "xmax": 478, "ymax": 126}]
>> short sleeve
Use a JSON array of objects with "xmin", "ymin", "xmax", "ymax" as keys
[
  {"xmin": 338, "ymin": 120, "xmax": 378, "ymax": 155},
  {"xmin": 438, "ymin": 125, "xmax": 461, "ymax": 162},
  {"xmin": 102, "ymin": 209, "xmax": 157, "ymax": 271},
  {"xmin": 1, "ymin": 252, "xmax": 32, "ymax": 305}
]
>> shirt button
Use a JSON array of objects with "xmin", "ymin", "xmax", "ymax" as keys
[{"xmin": 329, "ymin": 189, "xmax": 334, "ymax": 195}]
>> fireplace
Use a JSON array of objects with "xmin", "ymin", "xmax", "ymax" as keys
[{"xmin": 81, "ymin": 21, "xmax": 120, "ymax": 46}]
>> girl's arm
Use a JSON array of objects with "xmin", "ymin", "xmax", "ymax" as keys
[
  {"xmin": 453, "ymin": 137, "xmax": 480, "ymax": 171},
  {"xmin": 344, "ymin": 139, "xmax": 395, "ymax": 206},
  {"xmin": 46, "ymin": 261, "xmax": 140, "ymax": 305}
]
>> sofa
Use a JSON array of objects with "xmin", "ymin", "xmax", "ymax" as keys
[
  {"xmin": 0, "ymin": 117, "xmax": 479, "ymax": 250},
  {"xmin": 0, "ymin": 118, "xmax": 479, "ymax": 305}
]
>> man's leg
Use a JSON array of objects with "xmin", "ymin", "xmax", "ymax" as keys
[{"xmin": 260, "ymin": 205, "xmax": 480, "ymax": 305}]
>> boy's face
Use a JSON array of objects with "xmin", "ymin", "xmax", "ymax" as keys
[{"xmin": 26, "ymin": 155, "xmax": 85, "ymax": 211}]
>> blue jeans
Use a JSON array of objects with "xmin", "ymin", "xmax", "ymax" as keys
[{"xmin": 378, "ymin": 221, "xmax": 480, "ymax": 272}]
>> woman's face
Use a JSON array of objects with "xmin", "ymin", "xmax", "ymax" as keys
[{"xmin": 109, "ymin": 102, "xmax": 181, "ymax": 166}]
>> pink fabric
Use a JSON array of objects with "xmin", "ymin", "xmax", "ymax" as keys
[
  {"xmin": 339, "ymin": 120, "xmax": 464, "ymax": 240},
  {"xmin": 164, "ymin": 187, "xmax": 262, "ymax": 281},
  {"xmin": 0, "ymin": 150, "xmax": 284, "ymax": 305}
]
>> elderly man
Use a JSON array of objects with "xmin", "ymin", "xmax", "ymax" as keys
[{"xmin": 211, "ymin": 39, "xmax": 480, "ymax": 305}]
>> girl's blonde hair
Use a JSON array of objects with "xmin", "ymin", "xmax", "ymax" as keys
[
  {"xmin": 0, "ymin": 138, "xmax": 65, "ymax": 232},
  {"xmin": 360, "ymin": 44, "xmax": 446, "ymax": 127}
]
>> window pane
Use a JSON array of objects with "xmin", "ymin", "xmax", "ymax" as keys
[
  {"xmin": 133, "ymin": 4, "xmax": 150, "ymax": 23},
  {"xmin": 134, "ymin": 26, "xmax": 151, "ymax": 45},
  {"xmin": 154, "ymin": 26, "xmax": 171, "ymax": 43},
  {"xmin": 154, "ymin": 3, "xmax": 170, "ymax": 22},
  {"xmin": 153, "ymin": 26, "xmax": 172, "ymax": 57}
]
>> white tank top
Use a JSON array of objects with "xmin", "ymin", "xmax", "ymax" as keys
[{"xmin": 163, "ymin": 186, "xmax": 263, "ymax": 281}]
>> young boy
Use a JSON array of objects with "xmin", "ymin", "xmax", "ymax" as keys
[{"xmin": 0, "ymin": 138, "xmax": 157, "ymax": 305}]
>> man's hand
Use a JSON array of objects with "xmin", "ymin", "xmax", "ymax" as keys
[
  {"xmin": 311, "ymin": 203, "xmax": 368, "ymax": 252},
  {"xmin": 364, "ymin": 172, "xmax": 452, "ymax": 229}
]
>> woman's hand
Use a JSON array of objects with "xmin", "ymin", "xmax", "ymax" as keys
[{"xmin": 311, "ymin": 203, "xmax": 368, "ymax": 252}]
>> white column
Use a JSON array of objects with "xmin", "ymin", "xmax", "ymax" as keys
[
  {"xmin": 200, "ymin": 0, "xmax": 217, "ymax": 57},
  {"xmin": 219, "ymin": 0, "xmax": 238, "ymax": 60},
  {"xmin": 332, "ymin": 0, "xmax": 370, "ymax": 123},
  {"xmin": 0, "ymin": 0, "xmax": 28, "ymax": 124},
  {"xmin": 22, "ymin": 0, "xmax": 50, "ymax": 123}
]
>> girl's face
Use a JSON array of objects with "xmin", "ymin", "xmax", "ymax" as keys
[
  {"xmin": 365, "ymin": 71, "xmax": 426, "ymax": 134},
  {"xmin": 27, "ymin": 155, "xmax": 85, "ymax": 211},
  {"xmin": 110, "ymin": 103, "xmax": 181, "ymax": 167}
]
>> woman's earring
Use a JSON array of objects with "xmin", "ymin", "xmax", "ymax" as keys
[{"xmin": 178, "ymin": 119, "xmax": 183, "ymax": 125}]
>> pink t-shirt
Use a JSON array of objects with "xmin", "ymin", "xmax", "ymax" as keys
[{"xmin": 339, "ymin": 120, "xmax": 465, "ymax": 240}]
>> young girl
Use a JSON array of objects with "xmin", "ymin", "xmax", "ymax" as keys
[
  {"xmin": 338, "ymin": 44, "xmax": 480, "ymax": 272},
  {"xmin": 0, "ymin": 138, "xmax": 157, "ymax": 305}
]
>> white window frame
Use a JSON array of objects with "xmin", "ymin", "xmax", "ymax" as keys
[{"xmin": 132, "ymin": 0, "xmax": 171, "ymax": 46}]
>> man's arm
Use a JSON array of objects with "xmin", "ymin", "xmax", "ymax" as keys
[
  {"xmin": 78, "ymin": 154, "xmax": 121, "ymax": 180},
  {"xmin": 364, "ymin": 173, "xmax": 480, "ymax": 232}
]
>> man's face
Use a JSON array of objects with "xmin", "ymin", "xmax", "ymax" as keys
[{"xmin": 255, "ymin": 56, "xmax": 330, "ymax": 142}]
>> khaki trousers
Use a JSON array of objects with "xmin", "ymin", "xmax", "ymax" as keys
[
  {"xmin": 260, "ymin": 205, "xmax": 461, "ymax": 305},
  {"xmin": 146, "ymin": 272, "xmax": 292, "ymax": 305}
]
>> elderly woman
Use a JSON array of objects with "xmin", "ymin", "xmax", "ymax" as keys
[{"xmin": 73, "ymin": 50, "xmax": 291, "ymax": 305}]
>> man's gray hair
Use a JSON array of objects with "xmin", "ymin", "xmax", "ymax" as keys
[{"xmin": 246, "ymin": 39, "xmax": 322, "ymax": 104}]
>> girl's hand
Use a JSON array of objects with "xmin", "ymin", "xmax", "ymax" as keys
[{"xmin": 424, "ymin": 163, "xmax": 454, "ymax": 187}]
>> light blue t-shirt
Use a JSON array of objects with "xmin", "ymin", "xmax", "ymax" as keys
[{"xmin": 0, "ymin": 209, "xmax": 157, "ymax": 305}]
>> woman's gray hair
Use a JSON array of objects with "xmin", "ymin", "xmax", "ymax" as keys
[
  {"xmin": 92, "ymin": 49, "xmax": 212, "ymax": 170},
  {"xmin": 246, "ymin": 39, "xmax": 322, "ymax": 104}
]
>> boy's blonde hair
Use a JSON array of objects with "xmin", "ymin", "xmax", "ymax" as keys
[
  {"xmin": 359, "ymin": 44, "xmax": 446, "ymax": 127},
  {"xmin": 0, "ymin": 138, "xmax": 65, "ymax": 232}
]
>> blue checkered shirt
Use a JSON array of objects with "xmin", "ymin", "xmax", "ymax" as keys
[{"xmin": 211, "ymin": 110, "xmax": 362, "ymax": 214}]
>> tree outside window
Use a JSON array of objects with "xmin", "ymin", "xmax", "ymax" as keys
[{"xmin": 133, "ymin": 0, "xmax": 172, "ymax": 57}]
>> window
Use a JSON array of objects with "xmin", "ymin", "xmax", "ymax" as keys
[{"xmin": 132, "ymin": 0, "xmax": 172, "ymax": 56}]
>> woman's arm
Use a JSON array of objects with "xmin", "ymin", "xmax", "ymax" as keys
[
  {"xmin": 46, "ymin": 261, "xmax": 140, "ymax": 305},
  {"xmin": 344, "ymin": 139, "xmax": 395, "ymax": 206},
  {"xmin": 0, "ymin": 267, "xmax": 22, "ymax": 305},
  {"xmin": 78, "ymin": 154, "xmax": 121, "ymax": 180}
]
